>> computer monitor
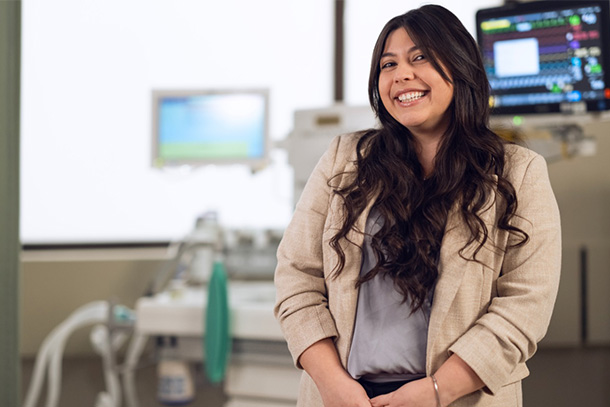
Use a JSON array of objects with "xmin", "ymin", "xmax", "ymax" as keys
[
  {"xmin": 476, "ymin": 0, "xmax": 610, "ymax": 115},
  {"xmin": 151, "ymin": 89, "xmax": 269, "ymax": 168}
]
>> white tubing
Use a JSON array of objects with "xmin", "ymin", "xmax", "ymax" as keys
[
  {"xmin": 24, "ymin": 309, "xmax": 79, "ymax": 407},
  {"xmin": 22, "ymin": 301, "xmax": 110, "ymax": 407},
  {"xmin": 46, "ymin": 303, "xmax": 109, "ymax": 407},
  {"xmin": 91, "ymin": 324, "xmax": 129, "ymax": 407},
  {"xmin": 23, "ymin": 329, "xmax": 55, "ymax": 407},
  {"xmin": 95, "ymin": 392, "xmax": 115, "ymax": 407},
  {"xmin": 46, "ymin": 339, "xmax": 64, "ymax": 407},
  {"xmin": 122, "ymin": 332, "xmax": 149, "ymax": 407}
]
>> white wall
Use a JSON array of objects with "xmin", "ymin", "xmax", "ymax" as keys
[{"xmin": 21, "ymin": 0, "xmax": 333, "ymax": 243}]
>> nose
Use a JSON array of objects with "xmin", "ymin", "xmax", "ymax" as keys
[{"xmin": 395, "ymin": 63, "xmax": 415, "ymax": 82}]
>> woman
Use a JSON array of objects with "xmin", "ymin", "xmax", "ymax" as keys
[{"xmin": 274, "ymin": 5, "xmax": 561, "ymax": 407}]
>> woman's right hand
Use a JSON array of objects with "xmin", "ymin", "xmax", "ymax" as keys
[
  {"xmin": 317, "ymin": 374, "xmax": 371, "ymax": 407},
  {"xmin": 299, "ymin": 338, "xmax": 371, "ymax": 407}
]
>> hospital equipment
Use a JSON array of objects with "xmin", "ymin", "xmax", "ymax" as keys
[
  {"xmin": 148, "ymin": 213, "xmax": 281, "ymax": 296},
  {"xmin": 128, "ymin": 281, "xmax": 299, "ymax": 407},
  {"xmin": 476, "ymin": 0, "xmax": 610, "ymax": 116},
  {"xmin": 286, "ymin": 97, "xmax": 604, "ymax": 198},
  {"xmin": 22, "ymin": 282, "xmax": 295, "ymax": 407},
  {"xmin": 285, "ymin": 103, "xmax": 600, "ymax": 212},
  {"xmin": 22, "ymin": 301, "xmax": 135, "ymax": 407},
  {"xmin": 22, "ymin": 216, "xmax": 290, "ymax": 407},
  {"xmin": 285, "ymin": 104, "xmax": 378, "ymax": 204},
  {"xmin": 130, "ymin": 220, "xmax": 293, "ymax": 406},
  {"xmin": 148, "ymin": 211, "xmax": 222, "ymax": 295},
  {"xmin": 151, "ymin": 89, "xmax": 270, "ymax": 171}
]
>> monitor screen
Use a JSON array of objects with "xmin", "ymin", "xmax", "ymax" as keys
[
  {"xmin": 476, "ymin": 0, "xmax": 610, "ymax": 115},
  {"xmin": 152, "ymin": 89, "xmax": 269, "ymax": 168}
]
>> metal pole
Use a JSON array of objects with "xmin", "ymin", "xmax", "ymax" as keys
[{"xmin": 334, "ymin": 0, "xmax": 345, "ymax": 102}]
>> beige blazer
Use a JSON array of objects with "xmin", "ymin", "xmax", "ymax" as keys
[{"xmin": 274, "ymin": 133, "xmax": 561, "ymax": 407}]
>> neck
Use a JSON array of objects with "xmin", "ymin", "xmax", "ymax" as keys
[{"xmin": 412, "ymin": 132, "xmax": 442, "ymax": 178}]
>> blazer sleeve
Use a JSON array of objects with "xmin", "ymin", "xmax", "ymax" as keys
[
  {"xmin": 448, "ymin": 152, "xmax": 561, "ymax": 394},
  {"xmin": 273, "ymin": 135, "xmax": 344, "ymax": 368}
]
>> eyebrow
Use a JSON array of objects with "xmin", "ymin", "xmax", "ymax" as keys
[{"xmin": 380, "ymin": 45, "xmax": 420, "ymax": 60}]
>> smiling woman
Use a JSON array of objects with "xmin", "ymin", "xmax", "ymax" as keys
[{"xmin": 274, "ymin": 4, "xmax": 561, "ymax": 407}]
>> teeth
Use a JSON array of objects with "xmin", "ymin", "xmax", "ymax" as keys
[{"xmin": 398, "ymin": 91, "xmax": 425, "ymax": 102}]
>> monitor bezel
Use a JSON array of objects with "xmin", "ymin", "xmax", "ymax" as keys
[
  {"xmin": 476, "ymin": 0, "xmax": 610, "ymax": 116},
  {"xmin": 151, "ymin": 88, "xmax": 270, "ymax": 169}
]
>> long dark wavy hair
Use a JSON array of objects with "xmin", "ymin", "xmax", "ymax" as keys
[{"xmin": 329, "ymin": 5, "xmax": 528, "ymax": 312}]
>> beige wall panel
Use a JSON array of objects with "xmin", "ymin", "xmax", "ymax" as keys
[
  {"xmin": 542, "ymin": 246, "xmax": 581, "ymax": 347},
  {"xmin": 587, "ymin": 244, "xmax": 610, "ymax": 344},
  {"xmin": 20, "ymin": 253, "xmax": 166, "ymax": 356}
]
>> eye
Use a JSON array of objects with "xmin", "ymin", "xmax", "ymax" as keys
[
  {"xmin": 413, "ymin": 54, "xmax": 426, "ymax": 62},
  {"xmin": 380, "ymin": 61, "xmax": 396, "ymax": 69}
]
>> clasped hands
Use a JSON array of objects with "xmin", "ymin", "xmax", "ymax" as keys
[{"xmin": 320, "ymin": 375, "xmax": 439, "ymax": 407}]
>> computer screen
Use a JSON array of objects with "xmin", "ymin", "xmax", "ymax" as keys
[
  {"xmin": 476, "ymin": 0, "xmax": 610, "ymax": 115},
  {"xmin": 152, "ymin": 89, "xmax": 269, "ymax": 168}
]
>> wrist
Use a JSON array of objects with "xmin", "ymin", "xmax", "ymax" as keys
[
  {"xmin": 431, "ymin": 372, "xmax": 464, "ymax": 407},
  {"xmin": 430, "ymin": 374, "xmax": 442, "ymax": 407},
  {"xmin": 432, "ymin": 354, "xmax": 485, "ymax": 405},
  {"xmin": 311, "ymin": 363, "xmax": 352, "ymax": 387}
]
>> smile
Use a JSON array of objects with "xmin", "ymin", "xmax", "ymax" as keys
[{"xmin": 397, "ymin": 91, "xmax": 425, "ymax": 103}]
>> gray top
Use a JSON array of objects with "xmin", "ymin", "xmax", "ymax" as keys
[{"xmin": 347, "ymin": 209, "xmax": 432, "ymax": 383}]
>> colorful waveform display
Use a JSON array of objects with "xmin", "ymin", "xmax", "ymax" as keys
[{"xmin": 477, "ymin": 3, "xmax": 610, "ymax": 114}]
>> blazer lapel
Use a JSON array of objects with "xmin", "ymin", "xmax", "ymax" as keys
[
  {"xmin": 426, "ymin": 195, "xmax": 497, "ymax": 371},
  {"xmin": 427, "ymin": 206, "xmax": 471, "ymax": 361}
]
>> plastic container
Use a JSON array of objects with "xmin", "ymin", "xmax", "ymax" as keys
[{"xmin": 157, "ymin": 337, "xmax": 195, "ymax": 405}]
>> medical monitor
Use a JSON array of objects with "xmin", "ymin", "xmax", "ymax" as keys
[
  {"xmin": 476, "ymin": 1, "xmax": 610, "ymax": 115},
  {"xmin": 152, "ymin": 89, "xmax": 269, "ymax": 168}
]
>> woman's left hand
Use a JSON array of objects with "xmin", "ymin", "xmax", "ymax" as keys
[{"xmin": 370, "ymin": 377, "xmax": 439, "ymax": 407}]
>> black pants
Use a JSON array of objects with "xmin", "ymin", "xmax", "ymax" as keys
[{"xmin": 357, "ymin": 378, "xmax": 413, "ymax": 398}]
